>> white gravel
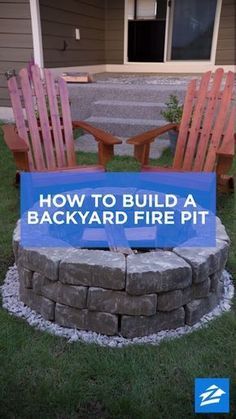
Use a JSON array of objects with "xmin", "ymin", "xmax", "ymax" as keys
[{"xmin": 0, "ymin": 265, "xmax": 234, "ymax": 348}]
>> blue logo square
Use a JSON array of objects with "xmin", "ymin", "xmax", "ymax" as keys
[{"xmin": 195, "ymin": 378, "xmax": 230, "ymax": 413}]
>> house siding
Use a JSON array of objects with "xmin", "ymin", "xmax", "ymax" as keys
[
  {"xmin": 39, "ymin": 0, "xmax": 106, "ymax": 67},
  {"xmin": 0, "ymin": 0, "xmax": 33, "ymax": 107},
  {"xmin": 0, "ymin": 0, "xmax": 235, "ymax": 110},
  {"xmin": 105, "ymin": 0, "xmax": 125, "ymax": 64},
  {"xmin": 215, "ymin": 0, "xmax": 236, "ymax": 65}
]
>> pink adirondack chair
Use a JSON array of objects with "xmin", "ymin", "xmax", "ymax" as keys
[
  {"xmin": 3, "ymin": 65, "xmax": 122, "ymax": 182},
  {"xmin": 127, "ymin": 69, "xmax": 235, "ymax": 192}
]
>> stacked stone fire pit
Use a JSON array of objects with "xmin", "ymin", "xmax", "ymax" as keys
[{"xmin": 13, "ymin": 218, "xmax": 230, "ymax": 339}]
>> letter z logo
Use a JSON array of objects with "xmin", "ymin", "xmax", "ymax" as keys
[{"xmin": 195, "ymin": 378, "xmax": 230, "ymax": 413}]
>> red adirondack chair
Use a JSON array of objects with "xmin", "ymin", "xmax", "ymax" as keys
[
  {"xmin": 3, "ymin": 65, "xmax": 122, "ymax": 180},
  {"xmin": 127, "ymin": 69, "xmax": 235, "ymax": 191}
]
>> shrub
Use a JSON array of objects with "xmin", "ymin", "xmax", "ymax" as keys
[{"xmin": 161, "ymin": 94, "xmax": 183, "ymax": 124}]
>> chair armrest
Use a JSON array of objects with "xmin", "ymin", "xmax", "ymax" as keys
[
  {"xmin": 72, "ymin": 120, "xmax": 122, "ymax": 145},
  {"xmin": 126, "ymin": 123, "xmax": 178, "ymax": 146},
  {"xmin": 216, "ymin": 139, "xmax": 235, "ymax": 159},
  {"xmin": 216, "ymin": 150, "xmax": 234, "ymax": 159},
  {"xmin": 2, "ymin": 125, "xmax": 29, "ymax": 152}
]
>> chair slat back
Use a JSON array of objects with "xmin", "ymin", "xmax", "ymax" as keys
[
  {"xmin": 44, "ymin": 68, "xmax": 66, "ymax": 167},
  {"xmin": 31, "ymin": 65, "xmax": 56, "ymax": 170},
  {"xmin": 173, "ymin": 69, "xmax": 235, "ymax": 172},
  {"xmin": 217, "ymin": 107, "xmax": 235, "ymax": 157},
  {"xmin": 19, "ymin": 68, "xmax": 46, "ymax": 171},
  {"xmin": 192, "ymin": 68, "xmax": 224, "ymax": 171},
  {"xmin": 173, "ymin": 79, "xmax": 197, "ymax": 170},
  {"xmin": 7, "ymin": 76, "xmax": 34, "ymax": 170},
  {"xmin": 203, "ymin": 70, "xmax": 235, "ymax": 171},
  {"xmin": 7, "ymin": 64, "xmax": 75, "ymax": 171},
  {"xmin": 58, "ymin": 77, "xmax": 76, "ymax": 166},
  {"xmin": 182, "ymin": 71, "xmax": 212, "ymax": 171}
]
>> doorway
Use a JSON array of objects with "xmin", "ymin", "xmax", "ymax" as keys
[{"xmin": 128, "ymin": 0, "xmax": 167, "ymax": 62}]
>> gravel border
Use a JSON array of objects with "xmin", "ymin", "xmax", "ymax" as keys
[{"xmin": 1, "ymin": 265, "xmax": 234, "ymax": 348}]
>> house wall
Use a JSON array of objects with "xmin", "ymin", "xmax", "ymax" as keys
[
  {"xmin": 105, "ymin": 0, "xmax": 236, "ymax": 66},
  {"xmin": 39, "ymin": 0, "xmax": 106, "ymax": 67},
  {"xmin": 105, "ymin": 0, "xmax": 125, "ymax": 64},
  {"xmin": 215, "ymin": 0, "xmax": 236, "ymax": 65},
  {"xmin": 0, "ymin": 0, "xmax": 234, "ymax": 111},
  {"xmin": 0, "ymin": 0, "xmax": 33, "ymax": 107}
]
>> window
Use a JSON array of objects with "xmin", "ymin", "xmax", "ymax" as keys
[
  {"xmin": 128, "ymin": 0, "xmax": 157, "ymax": 19},
  {"xmin": 170, "ymin": 0, "xmax": 218, "ymax": 60}
]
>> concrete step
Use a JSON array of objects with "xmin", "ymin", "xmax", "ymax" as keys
[
  {"xmin": 84, "ymin": 116, "xmax": 166, "ymax": 137},
  {"xmin": 69, "ymin": 83, "xmax": 186, "ymax": 120},
  {"xmin": 75, "ymin": 134, "xmax": 170, "ymax": 158},
  {"xmin": 92, "ymin": 100, "xmax": 166, "ymax": 120}
]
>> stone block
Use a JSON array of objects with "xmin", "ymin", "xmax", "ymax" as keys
[
  {"xmin": 182, "ymin": 279, "xmax": 211, "ymax": 304},
  {"xmin": 86, "ymin": 311, "xmax": 118, "ymax": 336},
  {"xmin": 185, "ymin": 293, "xmax": 218, "ymax": 326},
  {"xmin": 20, "ymin": 286, "xmax": 55, "ymax": 321},
  {"xmin": 55, "ymin": 304, "xmax": 118, "ymax": 336},
  {"xmin": 216, "ymin": 217, "xmax": 230, "ymax": 243},
  {"xmin": 55, "ymin": 303, "xmax": 86, "ymax": 329},
  {"xmin": 18, "ymin": 265, "xmax": 33, "ymax": 288},
  {"xmin": 174, "ymin": 240, "xmax": 229, "ymax": 283},
  {"xmin": 210, "ymin": 270, "xmax": 224, "ymax": 299},
  {"xmin": 87, "ymin": 288, "xmax": 157, "ymax": 315},
  {"xmin": 39, "ymin": 297, "xmax": 55, "ymax": 321},
  {"xmin": 192, "ymin": 278, "xmax": 211, "ymax": 299},
  {"xmin": 57, "ymin": 283, "xmax": 87, "ymax": 309},
  {"xmin": 32, "ymin": 272, "xmax": 44, "ymax": 294},
  {"xmin": 18, "ymin": 247, "xmax": 72, "ymax": 281},
  {"xmin": 121, "ymin": 307, "xmax": 185, "ymax": 338},
  {"xmin": 59, "ymin": 249, "xmax": 125, "ymax": 290},
  {"xmin": 157, "ymin": 290, "xmax": 183, "ymax": 311},
  {"xmin": 126, "ymin": 251, "xmax": 192, "ymax": 295},
  {"xmin": 182, "ymin": 287, "xmax": 192, "ymax": 305},
  {"xmin": 32, "ymin": 273, "xmax": 59, "ymax": 302}
]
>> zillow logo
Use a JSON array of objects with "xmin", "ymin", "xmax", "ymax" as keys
[
  {"xmin": 199, "ymin": 384, "xmax": 226, "ymax": 406},
  {"xmin": 195, "ymin": 378, "xmax": 230, "ymax": 413}
]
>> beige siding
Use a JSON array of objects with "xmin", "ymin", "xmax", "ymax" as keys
[
  {"xmin": 39, "ymin": 0, "xmax": 106, "ymax": 67},
  {"xmin": 105, "ymin": 0, "xmax": 124, "ymax": 64},
  {"xmin": 216, "ymin": 0, "xmax": 236, "ymax": 65},
  {"xmin": 0, "ymin": 0, "xmax": 33, "ymax": 107}
]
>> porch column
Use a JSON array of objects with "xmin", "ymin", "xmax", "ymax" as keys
[{"xmin": 29, "ymin": 0, "xmax": 44, "ymax": 68}]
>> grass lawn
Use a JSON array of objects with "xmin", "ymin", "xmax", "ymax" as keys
[{"xmin": 0, "ymin": 125, "xmax": 235, "ymax": 419}]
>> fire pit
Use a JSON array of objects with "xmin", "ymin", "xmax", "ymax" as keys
[{"xmin": 13, "ymin": 217, "xmax": 230, "ymax": 338}]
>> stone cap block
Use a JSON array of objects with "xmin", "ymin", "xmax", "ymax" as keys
[
  {"xmin": 18, "ymin": 247, "xmax": 72, "ymax": 281},
  {"xmin": 126, "ymin": 251, "xmax": 192, "ymax": 295},
  {"xmin": 59, "ymin": 249, "xmax": 125, "ymax": 290},
  {"xmin": 173, "ymin": 239, "xmax": 229, "ymax": 283}
]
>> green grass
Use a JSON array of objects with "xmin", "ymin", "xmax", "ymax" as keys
[{"xmin": 0, "ymin": 126, "xmax": 235, "ymax": 418}]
